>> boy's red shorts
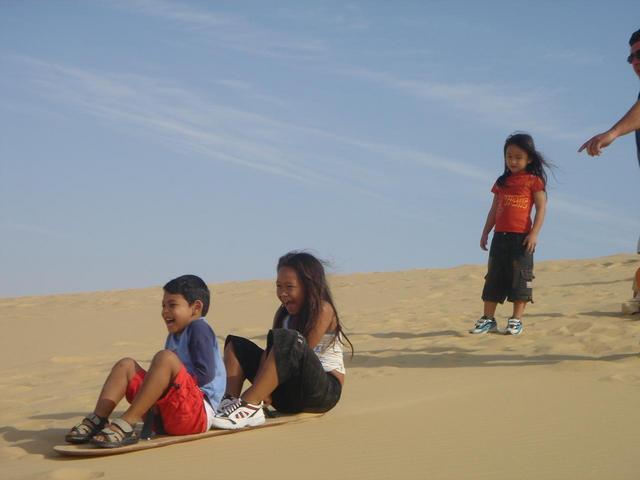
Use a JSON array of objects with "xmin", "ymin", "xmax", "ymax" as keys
[{"xmin": 126, "ymin": 366, "xmax": 208, "ymax": 435}]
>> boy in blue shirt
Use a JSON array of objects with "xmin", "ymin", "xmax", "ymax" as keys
[{"xmin": 65, "ymin": 275, "xmax": 226, "ymax": 448}]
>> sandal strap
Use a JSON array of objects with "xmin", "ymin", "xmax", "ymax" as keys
[
  {"xmin": 71, "ymin": 413, "xmax": 106, "ymax": 434},
  {"xmin": 111, "ymin": 418, "xmax": 134, "ymax": 434},
  {"xmin": 86, "ymin": 413, "xmax": 106, "ymax": 427},
  {"xmin": 98, "ymin": 418, "xmax": 134, "ymax": 442}
]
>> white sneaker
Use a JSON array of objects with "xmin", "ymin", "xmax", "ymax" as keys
[
  {"xmin": 505, "ymin": 318, "xmax": 523, "ymax": 335},
  {"xmin": 216, "ymin": 394, "xmax": 239, "ymax": 415},
  {"xmin": 211, "ymin": 399, "xmax": 265, "ymax": 430}
]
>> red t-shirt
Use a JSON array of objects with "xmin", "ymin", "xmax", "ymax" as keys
[{"xmin": 491, "ymin": 172, "xmax": 545, "ymax": 233}]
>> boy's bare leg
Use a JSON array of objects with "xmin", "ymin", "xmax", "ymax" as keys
[
  {"xmin": 118, "ymin": 350, "xmax": 183, "ymax": 426},
  {"xmin": 512, "ymin": 301, "xmax": 526, "ymax": 319},
  {"xmin": 483, "ymin": 301, "xmax": 498, "ymax": 318},
  {"xmin": 93, "ymin": 357, "xmax": 143, "ymax": 419},
  {"xmin": 223, "ymin": 342, "xmax": 245, "ymax": 397},
  {"xmin": 240, "ymin": 350, "xmax": 278, "ymax": 405}
]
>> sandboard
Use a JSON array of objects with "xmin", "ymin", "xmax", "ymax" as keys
[{"xmin": 54, "ymin": 412, "xmax": 323, "ymax": 457}]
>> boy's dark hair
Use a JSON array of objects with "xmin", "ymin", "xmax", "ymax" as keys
[
  {"xmin": 496, "ymin": 132, "xmax": 552, "ymax": 188},
  {"xmin": 630, "ymin": 29, "xmax": 640, "ymax": 46},
  {"xmin": 163, "ymin": 275, "xmax": 210, "ymax": 316},
  {"xmin": 273, "ymin": 251, "xmax": 353, "ymax": 355}
]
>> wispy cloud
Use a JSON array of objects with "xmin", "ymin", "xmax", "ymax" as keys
[
  {"xmin": 8, "ymin": 54, "xmax": 633, "ymax": 231},
  {"xmin": 335, "ymin": 66, "xmax": 587, "ymax": 141},
  {"xmin": 11, "ymin": 54, "xmax": 493, "ymax": 193},
  {"xmin": 542, "ymin": 50, "xmax": 603, "ymax": 66},
  {"xmin": 117, "ymin": 0, "xmax": 328, "ymax": 60},
  {"xmin": 274, "ymin": 5, "xmax": 371, "ymax": 31},
  {"xmin": 551, "ymin": 194, "xmax": 639, "ymax": 230},
  {"xmin": 0, "ymin": 223, "xmax": 69, "ymax": 240},
  {"xmin": 215, "ymin": 79, "xmax": 289, "ymax": 108},
  {"xmin": 15, "ymin": 55, "xmax": 330, "ymax": 184}
]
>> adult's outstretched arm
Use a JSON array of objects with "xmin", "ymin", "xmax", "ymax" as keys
[{"xmin": 578, "ymin": 100, "xmax": 640, "ymax": 156}]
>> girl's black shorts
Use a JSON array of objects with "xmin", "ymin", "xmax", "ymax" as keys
[
  {"xmin": 225, "ymin": 329, "xmax": 342, "ymax": 414},
  {"xmin": 481, "ymin": 232, "xmax": 534, "ymax": 303}
]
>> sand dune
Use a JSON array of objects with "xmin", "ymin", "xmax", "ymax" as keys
[{"xmin": 1, "ymin": 253, "xmax": 639, "ymax": 479}]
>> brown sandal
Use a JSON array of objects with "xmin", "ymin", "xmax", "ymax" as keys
[
  {"xmin": 65, "ymin": 413, "xmax": 108, "ymax": 444},
  {"xmin": 91, "ymin": 418, "xmax": 138, "ymax": 448}
]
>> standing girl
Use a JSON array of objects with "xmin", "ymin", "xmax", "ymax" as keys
[
  {"xmin": 212, "ymin": 251, "xmax": 353, "ymax": 429},
  {"xmin": 470, "ymin": 132, "xmax": 550, "ymax": 336}
]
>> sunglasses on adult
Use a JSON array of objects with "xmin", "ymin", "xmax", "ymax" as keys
[{"xmin": 627, "ymin": 51, "xmax": 640, "ymax": 63}]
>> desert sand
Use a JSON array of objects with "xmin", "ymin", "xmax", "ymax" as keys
[{"xmin": 1, "ymin": 253, "xmax": 640, "ymax": 480}]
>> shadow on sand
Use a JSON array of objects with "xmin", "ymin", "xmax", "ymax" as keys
[
  {"xmin": 349, "ymin": 348, "xmax": 637, "ymax": 369},
  {"xmin": 0, "ymin": 412, "xmax": 102, "ymax": 459}
]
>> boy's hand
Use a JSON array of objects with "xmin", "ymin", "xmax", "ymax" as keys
[
  {"xmin": 523, "ymin": 234, "xmax": 538, "ymax": 254},
  {"xmin": 480, "ymin": 232, "xmax": 489, "ymax": 251}
]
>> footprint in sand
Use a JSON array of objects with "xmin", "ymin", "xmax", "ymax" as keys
[
  {"xmin": 112, "ymin": 341, "xmax": 143, "ymax": 347},
  {"xmin": 49, "ymin": 356, "xmax": 93, "ymax": 364},
  {"xmin": 44, "ymin": 468, "xmax": 105, "ymax": 480},
  {"xmin": 602, "ymin": 372, "xmax": 640, "ymax": 386},
  {"xmin": 567, "ymin": 321, "xmax": 592, "ymax": 333},
  {"xmin": 0, "ymin": 446, "xmax": 28, "ymax": 460}
]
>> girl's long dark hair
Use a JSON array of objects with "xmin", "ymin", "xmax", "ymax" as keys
[
  {"xmin": 496, "ymin": 132, "xmax": 551, "ymax": 187},
  {"xmin": 273, "ymin": 251, "xmax": 353, "ymax": 355}
]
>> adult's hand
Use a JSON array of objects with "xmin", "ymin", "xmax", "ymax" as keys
[{"xmin": 578, "ymin": 130, "xmax": 617, "ymax": 156}]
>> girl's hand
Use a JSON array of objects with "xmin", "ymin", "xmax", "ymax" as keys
[
  {"xmin": 523, "ymin": 234, "xmax": 538, "ymax": 254},
  {"xmin": 480, "ymin": 232, "xmax": 489, "ymax": 251}
]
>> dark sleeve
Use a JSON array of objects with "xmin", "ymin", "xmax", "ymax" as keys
[{"xmin": 187, "ymin": 320, "xmax": 216, "ymax": 386}]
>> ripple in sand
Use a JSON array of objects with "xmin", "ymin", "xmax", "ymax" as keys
[
  {"xmin": 566, "ymin": 321, "xmax": 592, "ymax": 333},
  {"xmin": 42, "ymin": 468, "xmax": 105, "ymax": 480},
  {"xmin": 48, "ymin": 356, "xmax": 93, "ymax": 364},
  {"xmin": 602, "ymin": 372, "xmax": 640, "ymax": 386},
  {"xmin": 0, "ymin": 446, "xmax": 28, "ymax": 460}
]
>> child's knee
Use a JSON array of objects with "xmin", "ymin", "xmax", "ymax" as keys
[
  {"xmin": 224, "ymin": 336, "xmax": 238, "ymax": 356},
  {"xmin": 113, "ymin": 357, "xmax": 138, "ymax": 373},
  {"xmin": 150, "ymin": 349, "xmax": 181, "ymax": 368}
]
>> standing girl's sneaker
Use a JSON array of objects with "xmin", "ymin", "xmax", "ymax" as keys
[
  {"xmin": 469, "ymin": 316, "xmax": 498, "ymax": 334},
  {"xmin": 505, "ymin": 318, "xmax": 523, "ymax": 335}
]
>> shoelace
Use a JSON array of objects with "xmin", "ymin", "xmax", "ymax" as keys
[{"xmin": 220, "ymin": 398, "xmax": 243, "ymax": 416}]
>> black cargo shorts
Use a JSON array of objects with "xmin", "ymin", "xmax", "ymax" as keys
[{"xmin": 481, "ymin": 232, "xmax": 534, "ymax": 303}]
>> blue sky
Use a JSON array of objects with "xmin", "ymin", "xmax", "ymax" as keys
[{"xmin": 1, "ymin": 1, "xmax": 639, "ymax": 298}]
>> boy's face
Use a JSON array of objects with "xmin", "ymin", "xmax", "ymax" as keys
[
  {"xmin": 276, "ymin": 266, "xmax": 305, "ymax": 315},
  {"xmin": 161, "ymin": 292, "xmax": 201, "ymax": 334}
]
